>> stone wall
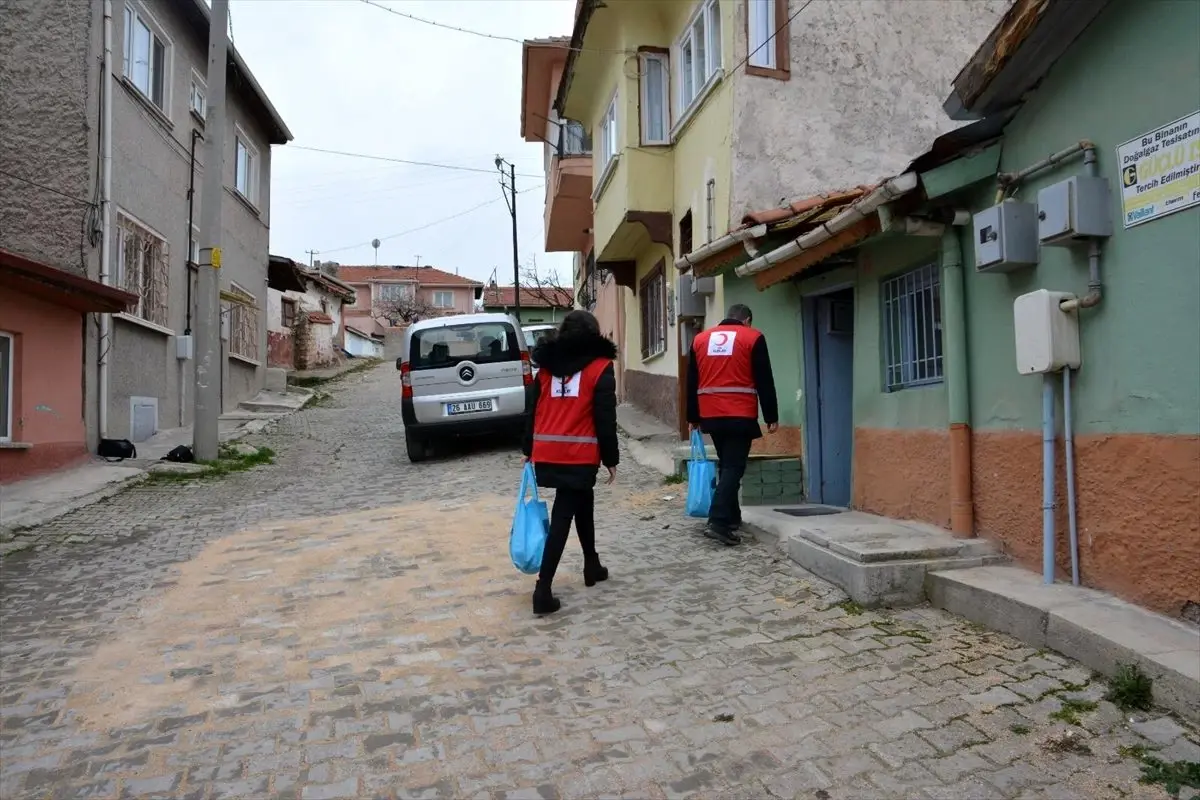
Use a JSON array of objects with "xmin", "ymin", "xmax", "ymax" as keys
[{"xmin": 741, "ymin": 456, "xmax": 803, "ymax": 506}]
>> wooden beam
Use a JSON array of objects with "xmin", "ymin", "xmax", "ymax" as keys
[{"xmin": 751, "ymin": 216, "xmax": 881, "ymax": 291}]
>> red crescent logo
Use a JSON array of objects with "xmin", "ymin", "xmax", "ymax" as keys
[{"xmin": 714, "ymin": 332, "xmax": 729, "ymax": 346}]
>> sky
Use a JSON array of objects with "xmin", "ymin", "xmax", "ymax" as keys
[{"xmin": 228, "ymin": 0, "xmax": 576, "ymax": 286}]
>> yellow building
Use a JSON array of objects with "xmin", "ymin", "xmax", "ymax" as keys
[{"xmin": 557, "ymin": 0, "xmax": 735, "ymax": 438}]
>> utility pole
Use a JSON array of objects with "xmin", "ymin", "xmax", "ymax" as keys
[
  {"xmin": 306, "ymin": 249, "xmax": 319, "ymax": 268},
  {"xmin": 193, "ymin": 0, "xmax": 229, "ymax": 462},
  {"xmin": 495, "ymin": 156, "xmax": 521, "ymax": 323}
]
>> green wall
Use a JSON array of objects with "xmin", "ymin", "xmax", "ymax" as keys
[
  {"xmin": 959, "ymin": 0, "xmax": 1200, "ymax": 436},
  {"xmin": 723, "ymin": 276, "xmax": 804, "ymax": 427},
  {"xmin": 845, "ymin": 236, "xmax": 948, "ymax": 430}
]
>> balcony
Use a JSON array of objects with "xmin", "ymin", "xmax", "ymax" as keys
[{"xmin": 545, "ymin": 121, "xmax": 593, "ymax": 253}]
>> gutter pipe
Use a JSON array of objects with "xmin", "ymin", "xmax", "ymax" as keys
[
  {"xmin": 735, "ymin": 172, "xmax": 920, "ymax": 278},
  {"xmin": 674, "ymin": 224, "xmax": 767, "ymax": 273},
  {"xmin": 942, "ymin": 224, "xmax": 974, "ymax": 536},
  {"xmin": 98, "ymin": 0, "xmax": 114, "ymax": 438},
  {"xmin": 1042, "ymin": 373, "xmax": 1056, "ymax": 584}
]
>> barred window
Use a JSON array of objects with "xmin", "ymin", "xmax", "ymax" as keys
[
  {"xmin": 881, "ymin": 263, "xmax": 943, "ymax": 391},
  {"xmin": 116, "ymin": 213, "xmax": 169, "ymax": 327},
  {"xmin": 640, "ymin": 260, "xmax": 667, "ymax": 359},
  {"xmin": 228, "ymin": 283, "xmax": 259, "ymax": 361}
]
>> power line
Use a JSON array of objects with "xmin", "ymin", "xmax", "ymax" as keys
[
  {"xmin": 288, "ymin": 145, "xmax": 543, "ymax": 179},
  {"xmin": 319, "ymin": 184, "xmax": 543, "ymax": 255},
  {"xmin": 0, "ymin": 168, "xmax": 97, "ymax": 207},
  {"xmin": 358, "ymin": 0, "xmax": 629, "ymax": 55},
  {"xmin": 731, "ymin": 0, "xmax": 817, "ymax": 74}
]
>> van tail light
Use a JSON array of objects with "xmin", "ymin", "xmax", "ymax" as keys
[
  {"xmin": 520, "ymin": 351, "xmax": 533, "ymax": 386},
  {"xmin": 400, "ymin": 361, "xmax": 413, "ymax": 399}
]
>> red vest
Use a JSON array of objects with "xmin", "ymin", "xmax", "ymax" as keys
[
  {"xmin": 531, "ymin": 357, "xmax": 610, "ymax": 465},
  {"xmin": 693, "ymin": 324, "xmax": 761, "ymax": 419}
]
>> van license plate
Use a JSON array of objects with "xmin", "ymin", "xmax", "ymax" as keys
[{"xmin": 446, "ymin": 399, "xmax": 493, "ymax": 415}]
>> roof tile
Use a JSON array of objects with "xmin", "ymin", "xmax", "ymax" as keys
[{"xmin": 335, "ymin": 266, "xmax": 482, "ymax": 287}]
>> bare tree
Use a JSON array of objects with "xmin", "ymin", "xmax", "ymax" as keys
[
  {"xmin": 371, "ymin": 294, "xmax": 434, "ymax": 327},
  {"xmin": 519, "ymin": 259, "xmax": 574, "ymax": 310}
]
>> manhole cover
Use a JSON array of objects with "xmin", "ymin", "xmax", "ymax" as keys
[{"xmin": 774, "ymin": 506, "xmax": 845, "ymax": 517}]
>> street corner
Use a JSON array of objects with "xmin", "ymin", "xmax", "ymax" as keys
[{"xmin": 57, "ymin": 494, "xmax": 548, "ymax": 735}]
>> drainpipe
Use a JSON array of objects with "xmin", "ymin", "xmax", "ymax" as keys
[
  {"xmin": 941, "ymin": 225, "xmax": 974, "ymax": 536},
  {"xmin": 98, "ymin": 0, "xmax": 114, "ymax": 438},
  {"xmin": 182, "ymin": 129, "xmax": 202, "ymax": 428},
  {"xmin": 1041, "ymin": 373, "xmax": 1056, "ymax": 584}
]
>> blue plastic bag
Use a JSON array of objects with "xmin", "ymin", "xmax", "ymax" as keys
[
  {"xmin": 510, "ymin": 463, "xmax": 550, "ymax": 574},
  {"xmin": 685, "ymin": 430, "xmax": 717, "ymax": 518}
]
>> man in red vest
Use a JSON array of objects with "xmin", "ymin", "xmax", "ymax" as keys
[{"xmin": 686, "ymin": 304, "xmax": 779, "ymax": 546}]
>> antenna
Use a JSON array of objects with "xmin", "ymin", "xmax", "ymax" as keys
[
  {"xmin": 305, "ymin": 249, "xmax": 319, "ymax": 268},
  {"xmin": 414, "ymin": 255, "xmax": 422, "ymax": 267},
  {"xmin": 371, "ymin": 238, "xmax": 380, "ymax": 265}
]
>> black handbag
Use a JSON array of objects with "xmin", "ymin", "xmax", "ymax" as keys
[{"xmin": 97, "ymin": 438, "xmax": 137, "ymax": 461}]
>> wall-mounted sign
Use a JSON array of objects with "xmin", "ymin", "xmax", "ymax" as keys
[{"xmin": 1116, "ymin": 111, "xmax": 1200, "ymax": 228}]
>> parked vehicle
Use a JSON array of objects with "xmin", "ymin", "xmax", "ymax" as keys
[
  {"xmin": 522, "ymin": 323, "xmax": 557, "ymax": 378},
  {"xmin": 396, "ymin": 313, "xmax": 535, "ymax": 462}
]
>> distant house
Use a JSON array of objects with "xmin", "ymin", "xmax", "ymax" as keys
[
  {"xmin": 266, "ymin": 256, "xmax": 356, "ymax": 370},
  {"xmin": 480, "ymin": 285, "xmax": 574, "ymax": 324},
  {"xmin": 338, "ymin": 265, "xmax": 484, "ymax": 336}
]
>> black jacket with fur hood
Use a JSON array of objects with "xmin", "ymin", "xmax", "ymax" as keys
[{"xmin": 522, "ymin": 330, "xmax": 620, "ymax": 489}]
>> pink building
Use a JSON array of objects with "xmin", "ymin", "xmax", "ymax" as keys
[
  {"xmin": 0, "ymin": 249, "xmax": 137, "ymax": 484},
  {"xmin": 338, "ymin": 266, "xmax": 484, "ymax": 336}
]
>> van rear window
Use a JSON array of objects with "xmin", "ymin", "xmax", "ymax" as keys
[{"xmin": 409, "ymin": 322, "xmax": 521, "ymax": 370}]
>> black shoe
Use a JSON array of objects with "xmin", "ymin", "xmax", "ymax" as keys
[
  {"xmin": 704, "ymin": 524, "xmax": 741, "ymax": 547},
  {"xmin": 533, "ymin": 582, "xmax": 561, "ymax": 615},
  {"xmin": 584, "ymin": 557, "xmax": 609, "ymax": 587}
]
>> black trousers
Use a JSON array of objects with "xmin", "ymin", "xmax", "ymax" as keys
[
  {"xmin": 708, "ymin": 431, "xmax": 752, "ymax": 530},
  {"xmin": 538, "ymin": 486, "xmax": 597, "ymax": 585}
]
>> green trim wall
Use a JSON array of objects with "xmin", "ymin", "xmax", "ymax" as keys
[{"xmin": 722, "ymin": 277, "xmax": 804, "ymax": 429}]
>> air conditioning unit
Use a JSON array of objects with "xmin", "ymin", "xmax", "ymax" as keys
[
  {"xmin": 691, "ymin": 275, "xmax": 716, "ymax": 295},
  {"xmin": 676, "ymin": 274, "xmax": 707, "ymax": 318}
]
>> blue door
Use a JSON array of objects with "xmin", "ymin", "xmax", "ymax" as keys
[{"xmin": 813, "ymin": 290, "xmax": 855, "ymax": 506}]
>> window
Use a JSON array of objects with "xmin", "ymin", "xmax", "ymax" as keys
[
  {"xmin": 0, "ymin": 332, "xmax": 12, "ymax": 442},
  {"xmin": 746, "ymin": 0, "xmax": 790, "ymax": 77},
  {"xmin": 676, "ymin": 0, "xmax": 723, "ymax": 113},
  {"xmin": 124, "ymin": 3, "xmax": 169, "ymax": 111},
  {"xmin": 189, "ymin": 70, "xmax": 206, "ymax": 122},
  {"xmin": 409, "ymin": 321, "xmax": 520, "ymax": 370},
  {"xmin": 228, "ymin": 283, "xmax": 259, "ymax": 361},
  {"xmin": 598, "ymin": 91, "xmax": 618, "ymax": 175},
  {"xmin": 377, "ymin": 283, "xmax": 414, "ymax": 302},
  {"xmin": 281, "ymin": 297, "xmax": 297, "ymax": 328},
  {"xmin": 116, "ymin": 212, "xmax": 170, "ymax": 327},
  {"xmin": 882, "ymin": 263, "xmax": 943, "ymax": 391},
  {"xmin": 679, "ymin": 210, "xmax": 694, "ymax": 258},
  {"xmin": 705, "ymin": 179, "xmax": 716, "ymax": 242},
  {"xmin": 639, "ymin": 51, "xmax": 670, "ymax": 145},
  {"xmin": 235, "ymin": 129, "xmax": 259, "ymax": 205},
  {"xmin": 432, "ymin": 291, "xmax": 455, "ymax": 309},
  {"xmin": 640, "ymin": 261, "xmax": 667, "ymax": 359},
  {"xmin": 559, "ymin": 120, "xmax": 591, "ymax": 156}
]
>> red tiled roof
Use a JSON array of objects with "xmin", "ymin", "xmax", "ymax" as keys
[
  {"xmin": 482, "ymin": 285, "xmax": 574, "ymax": 309},
  {"xmin": 305, "ymin": 311, "xmax": 334, "ymax": 324},
  {"xmin": 335, "ymin": 266, "xmax": 482, "ymax": 287},
  {"xmin": 740, "ymin": 186, "xmax": 875, "ymax": 228}
]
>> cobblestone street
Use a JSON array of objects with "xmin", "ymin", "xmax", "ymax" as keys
[{"xmin": 1, "ymin": 365, "xmax": 1196, "ymax": 799}]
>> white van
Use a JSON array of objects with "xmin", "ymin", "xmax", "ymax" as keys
[{"xmin": 396, "ymin": 313, "xmax": 534, "ymax": 462}]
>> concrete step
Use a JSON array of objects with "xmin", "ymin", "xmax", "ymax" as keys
[
  {"xmin": 927, "ymin": 565, "xmax": 1200, "ymax": 724},
  {"xmin": 237, "ymin": 389, "xmax": 311, "ymax": 415},
  {"xmin": 742, "ymin": 506, "xmax": 1006, "ymax": 609}
]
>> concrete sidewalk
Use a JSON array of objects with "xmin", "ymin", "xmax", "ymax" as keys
[
  {"xmin": 0, "ymin": 387, "xmax": 313, "ymax": 545},
  {"xmin": 615, "ymin": 403, "xmax": 709, "ymax": 475}
]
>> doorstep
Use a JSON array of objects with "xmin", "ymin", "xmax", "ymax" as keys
[
  {"xmin": 741, "ymin": 505, "xmax": 1005, "ymax": 608},
  {"xmin": 927, "ymin": 565, "xmax": 1200, "ymax": 724}
]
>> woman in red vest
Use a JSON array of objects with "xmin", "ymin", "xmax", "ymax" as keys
[{"xmin": 522, "ymin": 310, "xmax": 619, "ymax": 615}]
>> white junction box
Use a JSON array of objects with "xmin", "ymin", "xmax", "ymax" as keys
[
  {"xmin": 1013, "ymin": 289, "xmax": 1081, "ymax": 375},
  {"xmin": 175, "ymin": 334, "xmax": 193, "ymax": 360},
  {"xmin": 1037, "ymin": 175, "xmax": 1113, "ymax": 246},
  {"xmin": 973, "ymin": 200, "xmax": 1040, "ymax": 273}
]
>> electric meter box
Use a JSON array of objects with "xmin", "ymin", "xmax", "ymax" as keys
[
  {"xmin": 1013, "ymin": 289, "xmax": 1081, "ymax": 375},
  {"xmin": 676, "ymin": 275, "xmax": 707, "ymax": 318},
  {"xmin": 175, "ymin": 334, "xmax": 193, "ymax": 361},
  {"xmin": 973, "ymin": 200, "xmax": 1039, "ymax": 273},
  {"xmin": 1037, "ymin": 175, "xmax": 1113, "ymax": 246},
  {"xmin": 691, "ymin": 274, "xmax": 716, "ymax": 295}
]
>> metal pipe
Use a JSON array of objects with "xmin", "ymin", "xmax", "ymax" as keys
[
  {"xmin": 1042, "ymin": 374, "xmax": 1057, "ymax": 584},
  {"xmin": 98, "ymin": 0, "xmax": 114, "ymax": 438},
  {"xmin": 998, "ymin": 140, "xmax": 1095, "ymax": 187},
  {"xmin": 185, "ymin": 129, "xmax": 202, "ymax": 335},
  {"xmin": 1060, "ymin": 148, "xmax": 1104, "ymax": 311},
  {"xmin": 1063, "ymin": 366, "xmax": 1080, "ymax": 585},
  {"xmin": 942, "ymin": 226, "xmax": 973, "ymax": 536}
]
